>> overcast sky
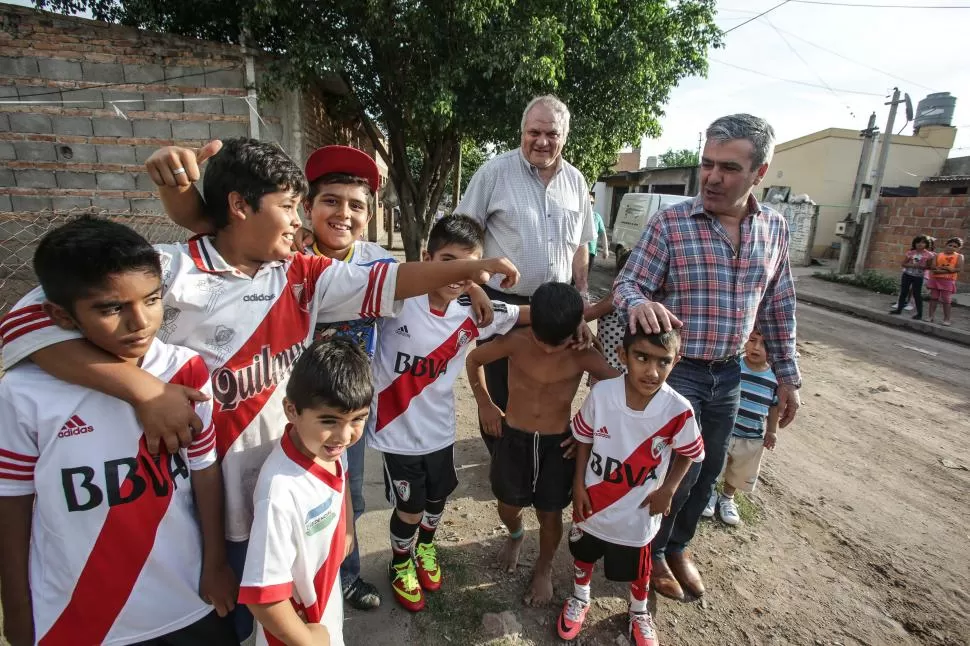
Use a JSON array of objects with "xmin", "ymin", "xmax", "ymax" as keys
[{"xmin": 642, "ymin": 0, "xmax": 969, "ymax": 163}]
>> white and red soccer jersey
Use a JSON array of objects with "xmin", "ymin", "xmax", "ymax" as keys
[
  {"xmin": 571, "ymin": 377, "xmax": 704, "ymax": 547},
  {"xmin": 0, "ymin": 339, "xmax": 217, "ymax": 646},
  {"xmin": 366, "ymin": 294, "xmax": 520, "ymax": 455},
  {"xmin": 238, "ymin": 429, "xmax": 347, "ymax": 646},
  {"xmin": 0, "ymin": 235, "xmax": 400, "ymax": 540}
]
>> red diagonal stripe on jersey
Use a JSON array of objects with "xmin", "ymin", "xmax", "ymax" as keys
[
  {"xmin": 39, "ymin": 439, "xmax": 175, "ymax": 645},
  {"xmin": 210, "ymin": 263, "xmax": 312, "ymax": 457},
  {"xmin": 375, "ymin": 318, "xmax": 479, "ymax": 432},
  {"xmin": 586, "ymin": 410, "xmax": 693, "ymax": 514}
]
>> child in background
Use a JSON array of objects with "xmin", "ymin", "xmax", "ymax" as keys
[
  {"xmin": 0, "ymin": 217, "xmax": 236, "ymax": 646},
  {"xmin": 926, "ymin": 237, "xmax": 964, "ymax": 326},
  {"xmin": 367, "ymin": 215, "xmax": 527, "ymax": 612},
  {"xmin": 890, "ymin": 235, "xmax": 933, "ymax": 320},
  {"xmin": 239, "ymin": 339, "xmax": 371, "ymax": 646},
  {"xmin": 560, "ymin": 325, "xmax": 703, "ymax": 646},
  {"xmin": 703, "ymin": 330, "xmax": 779, "ymax": 526},
  {"xmin": 585, "ymin": 249, "xmax": 632, "ymax": 377}
]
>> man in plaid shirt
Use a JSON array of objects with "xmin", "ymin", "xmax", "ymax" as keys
[{"xmin": 613, "ymin": 114, "xmax": 801, "ymax": 601}]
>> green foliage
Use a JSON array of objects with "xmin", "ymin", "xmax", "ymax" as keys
[
  {"xmin": 813, "ymin": 270, "xmax": 899, "ymax": 295},
  {"xmin": 658, "ymin": 147, "xmax": 699, "ymax": 167},
  {"xmin": 36, "ymin": 0, "xmax": 721, "ymax": 258}
]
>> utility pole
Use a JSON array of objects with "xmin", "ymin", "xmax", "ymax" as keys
[
  {"xmin": 837, "ymin": 112, "xmax": 878, "ymax": 273},
  {"xmin": 854, "ymin": 87, "xmax": 902, "ymax": 276}
]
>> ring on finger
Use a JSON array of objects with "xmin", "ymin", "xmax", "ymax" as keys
[{"xmin": 172, "ymin": 167, "xmax": 187, "ymax": 176}]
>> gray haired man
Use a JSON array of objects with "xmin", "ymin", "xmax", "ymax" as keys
[
  {"xmin": 613, "ymin": 114, "xmax": 801, "ymax": 601},
  {"xmin": 458, "ymin": 95, "xmax": 595, "ymax": 450}
]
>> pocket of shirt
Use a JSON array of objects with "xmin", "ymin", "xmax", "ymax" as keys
[{"xmin": 553, "ymin": 207, "xmax": 584, "ymax": 246}]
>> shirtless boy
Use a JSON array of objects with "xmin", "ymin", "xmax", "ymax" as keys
[{"xmin": 466, "ymin": 282, "xmax": 620, "ymax": 605}]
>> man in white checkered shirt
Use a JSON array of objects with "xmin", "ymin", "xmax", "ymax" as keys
[{"xmin": 458, "ymin": 95, "xmax": 596, "ymax": 452}]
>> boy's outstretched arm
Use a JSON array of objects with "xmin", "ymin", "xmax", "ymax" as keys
[
  {"xmin": 248, "ymin": 602, "xmax": 330, "ymax": 646},
  {"xmin": 394, "ymin": 257, "xmax": 519, "ymax": 300},
  {"xmin": 584, "ymin": 293, "xmax": 614, "ymax": 321},
  {"xmin": 0, "ymin": 495, "xmax": 35, "ymax": 646},
  {"xmin": 640, "ymin": 453, "xmax": 692, "ymax": 515},
  {"xmin": 466, "ymin": 335, "xmax": 516, "ymax": 437},
  {"xmin": 579, "ymin": 348, "xmax": 622, "ymax": 383},
  {"xmin": 145, "ymin": 141, "xmax": 223, "ymax": 235},
  {"xmin": 28, "ymin": 341, "xmax": 206, "ymax": 454},
  {"xmin": 192, "ymin": 465, "xmax": 237, "ymax": 617}
]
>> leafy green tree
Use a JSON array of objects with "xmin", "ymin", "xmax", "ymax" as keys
[
  {"xmin": 658, "ymin": 148, "xmax": 700, "ymax": 167},
  {"xmin": 38, "ymin": 0, "xmax": 719, "ymax": 259}
]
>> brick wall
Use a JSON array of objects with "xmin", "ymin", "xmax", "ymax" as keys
[{"xmin": 866, "ymin": 195, "xmax": 970, "ymax": 292}]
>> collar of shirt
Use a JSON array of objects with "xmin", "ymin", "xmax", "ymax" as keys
[
  {"xmin": 310, "ymin": 242, "xmax": 354, "ymax": 262},
  {"xmin": 188, "ymin": 234, "xmax": 285, "ymax": 278},
  {"xmin": 689, "ymin": 193, "xmax": 763, "ymax": 220}
]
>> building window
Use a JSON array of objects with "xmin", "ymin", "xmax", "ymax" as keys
[{"xmin": 950, "ymin": 186, "xmax": 968, "ymax": 195}]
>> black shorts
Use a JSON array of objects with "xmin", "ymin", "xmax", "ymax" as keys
[
  {"xmin": 132, "ymin": 611, "xmax": 236, "ymax": 646},
  {"xmin": 382, "ymin": 445, "xmax": 458, "ymax": 514},
  {"xmin": 490, "ymin": 423, "xmax": 574, "ymax": 512},
  {"xmin": 567, "ymin": 526, "xmax": 652, "ymax": 583}
]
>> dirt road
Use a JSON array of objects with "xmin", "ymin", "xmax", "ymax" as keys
[{"xmin": 344, "ymin": 266, "xmax": 970, "ymax": 646}]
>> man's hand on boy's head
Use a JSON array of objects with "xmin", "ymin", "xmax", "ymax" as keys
[
  {"xmin": 628, "ymin": 302, "xmax": 683, "ymax": 335},
  {"xmin": 478, "ymin": 402, "xmax": 505, "ymax": 437},
  {"xmin": 572, "ymin": 487, "xmax": 593, "ymax": 521},
  {"xmin": 146, "ymin": 139, "xmax": 223, "ymax": 188},
  {"xmin": 478, "ymin": 258, "xmax": 519, "ymax": 289},
  {"xmin": 640, "ymin": 486, "xmax": 675, "ymax": 516},
  {"xmin": 200, "ymin": 559, "xmax": 238, "ymax": 617},
  {"xmin": 134, "ymin": 382, "xmax": 210, "ymax": 454}
]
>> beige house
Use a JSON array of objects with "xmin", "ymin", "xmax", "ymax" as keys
[{"xmin": 767, "ymin": 125, "xmax": 955, "ymax": 256}]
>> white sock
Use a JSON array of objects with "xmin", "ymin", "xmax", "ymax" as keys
[
  {"xmin": 720, "ymin": 492, "xmax": 735, "ymax": 502},
  {"xmin": 629, "ymin": 589, "xmax": 648, "ymax": 613},
  {"xmin": 573, "ymin": 582, "xmax": 590, "ymax": 603}
]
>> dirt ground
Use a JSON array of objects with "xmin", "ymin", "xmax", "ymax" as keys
[
  {"xmin": 342, "ymin": 263, "xmax": 970, "ymax": 646},
  {"xmin": 2, "ymin": 263, "xmax": 968, "ymax": 646}
]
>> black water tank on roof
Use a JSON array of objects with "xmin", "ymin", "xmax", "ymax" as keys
[{"xmin": 914, "ymin": 92, "xmax": 957, "ymax": 131}]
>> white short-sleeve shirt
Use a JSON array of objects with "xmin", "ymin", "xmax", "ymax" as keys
[
  {"xmin": 0, "ymin": 339, "xmax": 218, "ymax": 645},
  {"xmin": 571, "ymin": 378, "xmax": 705, "ymax": 547},
  {"xmin": 0, "ymin": 236, "xmax": 400, "ymax": 540}
]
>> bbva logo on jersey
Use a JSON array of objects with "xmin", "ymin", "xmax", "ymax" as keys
[
  {"xmin": 393, "ymin": 352, "xmax": 448, "ymax": 379},
  {"xmin": 62, "ymin": 453, "xmax": 190, "ymax": 512}
]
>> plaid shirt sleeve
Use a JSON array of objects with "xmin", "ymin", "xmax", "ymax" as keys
[
  {"xmin": 756, "ymin": 233, "xmax": 801, "ymax": 387},
  {"xmin": 612, "ymin": 213, "xmax": 669, "ymax": 312}
]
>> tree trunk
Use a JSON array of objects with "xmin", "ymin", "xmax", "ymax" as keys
[{"xmin": 391, "ymin": 137, "xmax": 460, "ymax": 262}]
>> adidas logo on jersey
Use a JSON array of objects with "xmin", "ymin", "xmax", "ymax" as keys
[
  {"xmin": 594, "ymin": 426, "xmax": 610, "ymax": 438},
  {"xmin": 58, "ymin": 415, "xmax": 94, "ymax": 438},
  {"xmin": 243, "ymin": 293, "xmax": 275, "ymax": 302},
  {"xmin": 395, "ymin": 325, "xmax": 411, "ymax": 338}
]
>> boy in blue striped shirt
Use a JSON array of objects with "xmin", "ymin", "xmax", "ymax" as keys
[{"xmin": 703, "ymin": 330, "xmax": 779, "ymax": 526}]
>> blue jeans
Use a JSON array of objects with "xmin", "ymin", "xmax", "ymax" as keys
[
  {"xmin": 340, "ymin": 437, "xmax": 366, "ymax": 590},
  {"xmin": 652, "ymin": 357, "xmax": 741, "ymax": 558}
]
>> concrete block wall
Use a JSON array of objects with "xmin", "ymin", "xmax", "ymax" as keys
[
  {"xmin": 0, "ymin": 4, "xmax": 289, "ymax": 216},
  {"xmin": 866, "ymin": 196, "xmax": 970, "ymax": 292}
]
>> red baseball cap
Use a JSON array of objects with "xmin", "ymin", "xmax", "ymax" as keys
[{"xmin": 304, "ymin": 145, "xmax": 381, "ymax": 193}]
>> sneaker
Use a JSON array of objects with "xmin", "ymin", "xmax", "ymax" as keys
[
  {"xmin": 701, "ymin": 491, "xmax": 717, "ymax": 518},
  {"xmin": 414, "ymin": 542, "xmax": 442, "ymax": 592},
  {"xmin": 343, "ymin": 576, "xmax": 382, "ymax": 610},
  {"xmin": 904, "ymin": 303, "xmax": 915, "ymax": 311},
  {"xmin": 718, "ymin": 496, "xmax": 742, "ymax": 526},
  {"xmin": 557, "ymin": 596, "xmax": 590, "ymax": 640},
  {"xmin": 389, "ymin": 560, "xmax": 425, "ymax": 612},
  {"xmin": 629, "ymin": 610, "xmax": 659, "ymax": 646}
]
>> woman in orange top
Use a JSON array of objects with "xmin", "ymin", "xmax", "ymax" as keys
[{"xmin": 926, "ymin": 237, "xmax": 965, "ymax": 326}]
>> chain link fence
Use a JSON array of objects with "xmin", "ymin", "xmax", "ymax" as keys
[{"xmin": 0, "ymin": 210, "xmax": 188, "ymax": 319}]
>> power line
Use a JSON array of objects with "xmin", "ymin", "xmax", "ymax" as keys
[
  {"xmin": 722, "ymin": 0, "xmax": 793, "ymax": 34},
  {"xmin": 710, "ymin": 59, "xmax": 885, "ymax": 96},
  {"xmin": 792, "ymin": 1, "xmax": 970, "ymax": 7}
]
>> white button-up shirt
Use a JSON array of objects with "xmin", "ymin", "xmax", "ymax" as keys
[{"xmin": 457, "ymin": 148, "xmax": 595, "ymax": 296}]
